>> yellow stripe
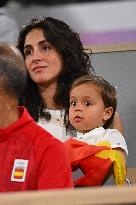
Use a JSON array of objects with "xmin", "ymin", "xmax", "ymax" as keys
[
  {"xmin": 96, "ymin": 148, "xmax": 126, "ymax": 185},
  {"xmin": 14, "ymin": 171, "xmax": 24, "ymax": 177}
]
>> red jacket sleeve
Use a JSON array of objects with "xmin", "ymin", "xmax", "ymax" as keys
[{"xmin": 37, "ymin": 138, "xmax": 73, "ymax": 190}]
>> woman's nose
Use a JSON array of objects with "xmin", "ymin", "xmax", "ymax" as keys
[
  {"xmin": 32, "ymin": 50, "xmax": 42, "ymax": 62},
  {"xmin": 32, "ymin": 58, "xmax": 41, "ymax": 63}
]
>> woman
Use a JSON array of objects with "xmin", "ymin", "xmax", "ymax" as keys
[{"xmin": 17, "ymin": 16, "xmax": 124, "ymax": 141}]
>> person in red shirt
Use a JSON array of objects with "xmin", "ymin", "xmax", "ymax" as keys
[{"xmin": 0, "ymin": 43, "xmax": 73, "ymax": 192}]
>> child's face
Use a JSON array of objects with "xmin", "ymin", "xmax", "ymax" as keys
[{"xmin": 69, "ymin": 83, "xmax": 112, "ymax": 133}]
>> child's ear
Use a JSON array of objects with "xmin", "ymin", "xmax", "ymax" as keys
[{"xmin": 103, "ymin": 107, "xmax": 113, "ymax": 121}]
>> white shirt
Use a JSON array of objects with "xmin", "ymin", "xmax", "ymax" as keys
[
  {"xmin": 76, "ymin": 127, "xmax": 128, "ymax": 155},
  {"xmin": 38, "ymin": 109, "xmax": 71, "ymax": 142}
]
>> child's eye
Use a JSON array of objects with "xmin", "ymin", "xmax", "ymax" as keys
[
  {"xmin": 84, "ymin": 101, "xmax": 92, "ymax": 107},
  {"xmin": 70, "ymin": 101, "xmax": 77, "ymax": 107}
]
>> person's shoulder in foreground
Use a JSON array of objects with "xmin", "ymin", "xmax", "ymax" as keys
[
  {"xmin": 0, "ymin": 105, "xmax": 73, "ymax": 191},
  {"xmin": 16, "ymin": 106, "xmax": 74, "ymax": 190}
]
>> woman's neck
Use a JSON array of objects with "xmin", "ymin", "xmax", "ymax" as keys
[{"xmin": 39, "ymin": 82, "xmax": 60, "ymax": 110}]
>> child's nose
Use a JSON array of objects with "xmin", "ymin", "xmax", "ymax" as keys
[{"xmin": 75, "ymin": 104, "xmax": 83, "ymax": 111}]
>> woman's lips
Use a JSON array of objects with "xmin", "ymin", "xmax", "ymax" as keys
[{"xmin": 32, "ymin": 66, "xmax": 47, "ymax": 72}]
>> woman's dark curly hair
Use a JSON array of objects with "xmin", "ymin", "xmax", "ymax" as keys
[{"xmin": 17, "ymin": 16, "xmax": 94, "ymax": 121}]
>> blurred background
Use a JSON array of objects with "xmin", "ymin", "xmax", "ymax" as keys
[
  {"xmin": 8, "ymin": 0, "xmax": 132, "ymax": 6},
  {"xmin": 6, "ymin": 0, "xmax": 136, "ymax": 48}
]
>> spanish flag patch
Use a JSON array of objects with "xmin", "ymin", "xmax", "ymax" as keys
[{"xmin": 11, "ymin": 159, "xmax": 28, "ymax": 182}]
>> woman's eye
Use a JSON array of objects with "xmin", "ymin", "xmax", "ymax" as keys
[
  {"xmin": 42, "ymin": 45, "xmax": 51, "ymax": 52},
  {"xmin": 24, "ymin": 49, "xmax": 32, "ymax": 57}
]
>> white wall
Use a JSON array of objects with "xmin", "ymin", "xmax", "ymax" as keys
[{"xmin": 8, "ymin": 0, "xmax": 136, "ymax": 33}]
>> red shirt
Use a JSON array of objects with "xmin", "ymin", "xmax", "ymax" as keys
[{"xmin": 0, "ymin": 107, "xmax": 73, "ymax": 192}]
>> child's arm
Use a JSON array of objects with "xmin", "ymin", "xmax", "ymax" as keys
[{"xmin": 104, "ymin": 129, "xmax": 128, "ymax": 161}]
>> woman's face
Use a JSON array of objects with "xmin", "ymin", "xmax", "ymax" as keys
[{"xmin": 23, "ymin": 28, "xmax": 63, "ymax": 86}]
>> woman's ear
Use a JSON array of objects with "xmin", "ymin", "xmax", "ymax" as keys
[{"xmin": 103, "ymin": 107, "xmax": 113, "ymax": 121}]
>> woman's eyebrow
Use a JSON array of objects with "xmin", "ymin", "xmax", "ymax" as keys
[
  {"xmin": 24, "ymin": 40, "xmax": 48, "ymax": 49},
  {"xmin": 24, "ymin": 44, "xmax": 31, "ymax": 50},
  {"xmin": 38, "ymin": 40, "xmax": 49, "ymax": 46}
]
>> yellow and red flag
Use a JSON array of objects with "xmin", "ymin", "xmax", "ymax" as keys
[
  {"xmin": 13, "ymin": 167, "xmax": 24, "ymax": 180},
  {"xmin": 64, "ymin": 138, "xmax": 126, "ymax": 187}
]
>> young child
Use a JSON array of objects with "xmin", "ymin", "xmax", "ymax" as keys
[
  {"xmin": 0, "ymin": 43, "xmax": 73, "ymax": 192},
  {"xmin": 64, "ymin": 75, "xmax": 128, "ymax": 186}
]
